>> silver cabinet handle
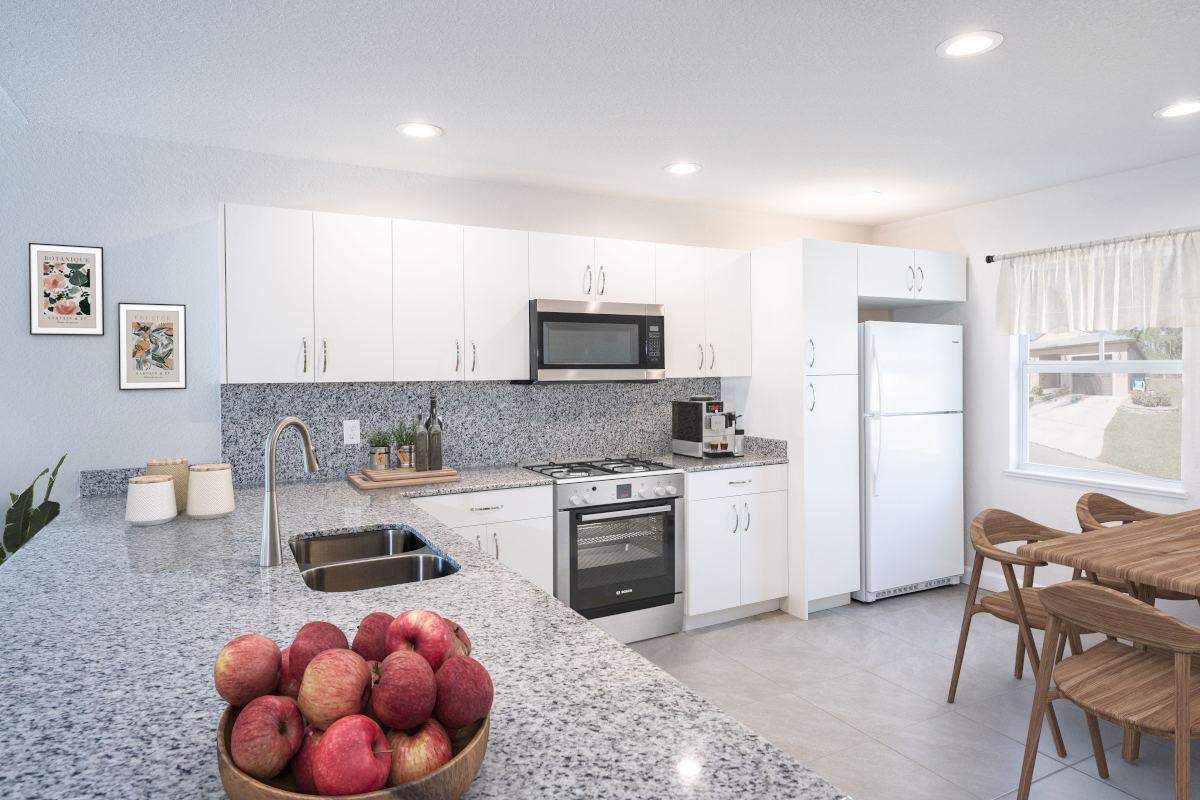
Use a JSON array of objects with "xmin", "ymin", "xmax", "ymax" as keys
[
  {"xmin": 916, "ymin": 266, "xmax": 925, "ymax": 292},
  {"xmin": 583, "ymin": 265, "xmax": 593, "ymax": 295},
  {"xmin": 470, "ymin": 504, "xmax": 504, "ymax": 512},
  {"xmin": 455, "ymin": 340, "xmax": 461, "ymax": 373},
  {"xmin": 807, "ymin": 383, "xmax": 816, "ymax": 411},
  {"xmin": 471, "ymin": 341, "xmax": 478, "ymax": 373},
  {"xmin": 598, "ymin": 266, "xmax": 607, "ymax": 295},
  {"xmin": 731, "ymin": 503, "xmax": 740, "ymax": 533},
  {"xmin": 807, "ymin": 338, "xmax": 815, "ymax": 368},
  {"xmin": 906, "ymin": 265, "xmax": 915, "ymax": 291},
  {"xmin": 697, "ymin": 344, "xmax": 704, "ymax": 370},
  {"xmin": 708, "ymin": 343, "xmax": 715, "ymax": 370},
  {"xmin": 728, "ymin": 479, "xmax": 752, "ymax": 486},
  {"xmin": 743, "ymin": 502, "xmax": 751, "ymax": 531},
  {"xmin": 475, "ymin": 533, "xmax": 482, "ymax": 550},
  {"xmin": 493, "ymin": 531, "xmax": 500, "ymax": 560},
  {"xmin": 322, "ymin": 338, "xmax": 328, "ymax": 373},
  {"xmin": 302, "ymin": 337, "xmax": 308, "ymax": 373}
]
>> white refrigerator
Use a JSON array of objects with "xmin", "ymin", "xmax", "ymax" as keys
[{"xmin": 854, "ymin": 321, "xmax": 965, "ymax": 602}]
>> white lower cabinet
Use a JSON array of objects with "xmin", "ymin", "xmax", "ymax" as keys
[
  {"xmin": 685, "ymin": 466, "xmax": 788, "ymax": 616},
  {"xmin": 490, "ymin": 518, "xmax": 554, "ymax": 594}
]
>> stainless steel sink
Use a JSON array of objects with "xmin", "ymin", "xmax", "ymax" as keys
[
  {"xmin": 298, "ymin": 554, "xmax": 458, "ymax": 593},
  {"xmin": 290, "ymin": 526, "xmax": 459, "ymax": 592}
]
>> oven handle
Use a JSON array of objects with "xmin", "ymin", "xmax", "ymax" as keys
[{"xmin": 578, "ymin": 504, "xmax": 673, "ymax": 522}]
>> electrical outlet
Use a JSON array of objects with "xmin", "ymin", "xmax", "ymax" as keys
[{"xmin": 342, "ymin": 419, "xmax": 361, "ymax": 446}]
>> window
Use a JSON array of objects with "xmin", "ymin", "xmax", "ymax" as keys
[{"xmin": 1016, "ymin": 328, "xmax": 1184, "ymax": 489}]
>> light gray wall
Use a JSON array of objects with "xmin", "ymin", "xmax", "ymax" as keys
[{"xmin": 0, "ymin": 121, "xmax": 869, "ymax": 504}]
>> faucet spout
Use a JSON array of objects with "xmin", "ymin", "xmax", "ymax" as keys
[{"xmin": 261, "ymin": 416, "xmax": 320, "ymax": 568}]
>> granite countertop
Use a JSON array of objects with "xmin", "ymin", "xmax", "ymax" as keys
[{"xmin": 0, "ymin": 472, "xmax": 835, "ymax": 799}]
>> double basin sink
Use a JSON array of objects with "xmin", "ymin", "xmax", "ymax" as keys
[{"xmin": 290, "ymin": 526, "xmax": 458, "ymax": 592}]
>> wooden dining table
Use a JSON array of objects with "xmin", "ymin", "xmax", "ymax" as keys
[{"xmin": 1019, "ymin": 508, "xmax": 1200, "ymax": 598}]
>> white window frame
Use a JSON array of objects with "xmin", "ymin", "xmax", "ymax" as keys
[{"xmin": 1009, "ymin": 332, "xmax": 1186, "ymax": 498}]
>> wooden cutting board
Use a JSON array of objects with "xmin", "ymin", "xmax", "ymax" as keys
[{"xmin": 349, "ymin": 466, "xmax": 461, "ymax": 490}]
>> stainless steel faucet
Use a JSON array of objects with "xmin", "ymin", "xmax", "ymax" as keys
[{"xmin": 261, "ymin": 416, "xmax": 321, "ymax": 567}]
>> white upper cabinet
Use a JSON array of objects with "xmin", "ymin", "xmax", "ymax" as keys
[
  {"xmin": 464, "ymin": 226, "xmax": 530, "ymax": 381},
  {"xmin": 314, "ymin": 212, "xmax": 393, "ymax": 383},
  {"xmin": 802, "ymin": 239, "xmax": 859, "ymax": 376},
  {"xmin": 857, "ymin": 243, "xmax": 915, "ymax": 301},
  {"xmin": 528, "ymin": 232, "xmax": 595, "ymax": 301},
  {"xmin": 393, "ymin": 220, "xmax": 465, "ymax": 381},
  {"xmin": 224, "ymin": 204, "xmax": 315, "ymax": 383},
  {"xmin": 593, "ymin": 237, "xmax": 655, "ymax": 304},
  {"xmin": 704, "ymin": 248, "xmax": 752, "ymax": 377},
  {"xmin": 914, "ymin": 249, "xmax": 967, "ymax": 302},
  {"xmin": 654, "ymin": 244, "xmax": 708, "ymax": 377}
]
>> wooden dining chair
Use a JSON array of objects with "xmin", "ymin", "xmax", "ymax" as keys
[
  {"xmin": 1018, "ymin": 580, "xmax": 1200, "ymax": 800},
  {"xmin": 948, "ymin": 509, "xmax": 1070, "ymax": 757}
]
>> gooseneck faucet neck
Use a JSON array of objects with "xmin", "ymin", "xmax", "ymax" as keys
[{"xmin": 261, "ymin": 416, "xmax": 320, "ymax": 568}]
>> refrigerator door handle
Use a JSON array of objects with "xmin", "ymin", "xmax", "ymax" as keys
[
  {"xmin": 870, "ymin": 335, "xmax": 883, "ymax": 415},
  {"xmin": 871, "ymin": 417, "xmax": 883, "ymax": 497}
]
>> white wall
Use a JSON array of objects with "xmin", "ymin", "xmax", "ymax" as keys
[
  {"xmin": 872, "ymin": 153, "xmax": 1200, "ymax": 615},
  {"xmin": 0, "ymin": 121, "xmax": 868, "ymax": 503}
]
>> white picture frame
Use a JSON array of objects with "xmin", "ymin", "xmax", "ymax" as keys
[
  {"xmin": 29, "ymin": 243, "xmax": 104, "ymax": 335},
  {"xmin": 118, "ymin": 303, "xmax": 187, "ymax": 390}
]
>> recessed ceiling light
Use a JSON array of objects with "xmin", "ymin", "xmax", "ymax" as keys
[
  {"xmin": 397, "ymin": 121, "xmax": 444, "ymax": 138},
  {"xmin": 1155, "ymin": 100, "xmax": 1200, "ymax": 119},
  {"xmin": 664, "ymin": 161, "xmax": 702, "ymax": 176},
  {"xmin": 936, "ymin": 31, "xmax": 1004, "ymax": 59},
  {"xmin": 852, "ymin": 190, "xmax": 884, "ymax": 202}
]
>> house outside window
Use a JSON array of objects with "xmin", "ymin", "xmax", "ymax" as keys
[{"xmin": 1015, "ymin": 327, "xmax": 1184, "ymax": 491}]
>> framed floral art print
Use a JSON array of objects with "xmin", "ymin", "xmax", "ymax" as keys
[
  {"xmin": 118, "ymin": 303, "xmax": 186, "ymax": 390},
  {"xmin": 29, "ymin": 243, "xmax": 104, "ymax": 335}
]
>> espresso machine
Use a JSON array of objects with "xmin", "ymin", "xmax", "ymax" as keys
[{"xmin": 672, "ymin": 396, "xmax": 742, "ymax": 458}]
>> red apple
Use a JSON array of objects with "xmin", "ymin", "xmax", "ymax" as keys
[
  {"xmin": 386, "ymin": 610, "xmax": 454, "ymax": 670},
  {"xmin": 289, "ymin": 725, "xmax": 323, "ymax": 793},
  {"xmin": 214, "ymin": 633, "xmax": 281, "ymax": 706},
  {"xmin": 297, "ymin": 648, "xmax": 371, "ymax": 729},
  {"xmin": 371, "ymin": 650, "xmax": 436, "ymax": 731},
  {"xmin": 276, "ymin": 646, "xmax": 301, "ymax": 698},
  {"xmin": 352, "ymin": 611, "xmax": 394, "ymax": 662},
  {"xmin": 230, "ymin": 695, "xmax": 303, "ymax": 780},
  {"xmin": 434, "ymin": 656, "xmax": 494, "ymax": 730},
  {"xmin": 443, "ymin": 617, "xmax": 472, "ymax": 658},
  {"xmin": 289, "ymin": 621, "xmax": 348, "ymax": 677},
  {"xmin": 387, "ymin": 718, "xmax": 451, "ymax": 786},
  {"xmin": 312, "ymin": 714, "xmax": 390, "ymax": 795}
]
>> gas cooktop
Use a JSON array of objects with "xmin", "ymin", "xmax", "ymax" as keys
[{"xmin": 523, "ymin": 457, "xmax": 677, "ymax": 481}]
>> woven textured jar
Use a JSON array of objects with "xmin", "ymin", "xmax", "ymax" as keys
[
  {"xmin": 126, "ymin": 475, "xmax": 178, "ymax": 526},
  {"xmin": 186, "ymin": 463, "xmax": 236, "ymax": 519},
  {"xmin": 146, "ymin": 457, "xmax": 188, "ymax": 512}
]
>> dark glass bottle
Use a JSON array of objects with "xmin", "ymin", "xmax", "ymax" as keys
[
  {"xmin": 427, "ymin": 398, "xmax": 444, "ymax": 471},
  {"xmin": 414, "ymin": 415, "xmax": 430, "ymax": 471}
]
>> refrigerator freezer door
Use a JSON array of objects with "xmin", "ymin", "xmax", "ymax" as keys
[
  {"xmin": 863, "ymin": 322, "xmax": 963, "ymax": 415},
  {"xmin": 863, "ymin": 412, "xmax": 965, "ymax": 593}
]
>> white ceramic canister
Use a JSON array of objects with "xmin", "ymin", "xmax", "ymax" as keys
[
  {"xmin": 146, "ymin": 457, "xmax": 188, "ymax": 512},
  {"xmin": 186, "ymin": 463, "xmax": 236, "ymax": 519},
  {"xmin": 126, "ymin": 475, "xmax": 178, "ymax": 526}
]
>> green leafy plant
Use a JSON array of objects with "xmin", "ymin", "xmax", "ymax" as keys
[
  {"xmin": 366, "ymin": 430, "xmax": 392, "ymax": 448},
  {"xmin": 2, "ymin": 454, "xmax": 67, "ymax": 567},
  {"xmin": 391, "ymin": 421, "xmax": 415, "ymax": 447}
]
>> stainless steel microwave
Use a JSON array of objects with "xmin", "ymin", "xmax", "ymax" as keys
[{"xmin": 529, "ymin": 299, "xmax": 665, "ymax": 382}]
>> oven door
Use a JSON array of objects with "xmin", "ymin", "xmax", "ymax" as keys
[
  {"xmin": 564, "ymin": 500, "xmax": 677, "ymax": 619},
  {"xmin": 530, "ymin": 300, "xmax": 665, "ymax": 381}
]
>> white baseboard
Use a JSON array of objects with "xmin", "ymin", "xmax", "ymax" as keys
[
  {"xmin": 683, "ymin": 598, "xmax": 782, "ymax": 631},
  {"xmin": 808, "ymin": 593, "xmax": 852, "ymax": 613}
]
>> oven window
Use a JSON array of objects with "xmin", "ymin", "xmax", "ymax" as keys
[
  {"xmin": 542, "ymin": 320, "xmax": 640, "ymax": 365},
  {"xmin": 570, "ymin": 506, "xmax": 675, "ymax": 618}
]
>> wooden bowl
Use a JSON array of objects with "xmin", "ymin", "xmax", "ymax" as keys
[{"xmin": 216, "ymin": 706, "xmax": 489, "ymax": 800}]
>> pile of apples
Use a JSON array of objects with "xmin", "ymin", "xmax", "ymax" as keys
[{"xmin": 213, "ymin": 609, "xmax": 493, "ymax": 796}]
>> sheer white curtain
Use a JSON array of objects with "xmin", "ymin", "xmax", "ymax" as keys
[{"xmin": 995, "ymin": 228, "xmax": 1200, "ymax": 334}]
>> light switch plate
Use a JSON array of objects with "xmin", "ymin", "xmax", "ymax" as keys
[{"xmin": 342, "ymin": 419, "xmax": 361, "ymax": 446}]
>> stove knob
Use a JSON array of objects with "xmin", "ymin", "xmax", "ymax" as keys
[
  {"xmin": 636, "ymin": 487, "xmax": 647, "ymax": 498},
  {"xmin": 653, "ymin": 486, "xmax": 666, "ymax": 497},
  {"xmin": 582, "ymin": 494, "xmax": 593, "ymax": 504},
  {"xmin": 665, "ymin": 485, "xmax": 678, "ymax": 496},
  {"xmin": 570, "ymin": 495, "xmax": 583, "ymax": 506}
]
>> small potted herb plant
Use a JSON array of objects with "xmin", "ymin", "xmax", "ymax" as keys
[
  {"xmin": 392, "ymin": 421, "xmax": 415, "ymax": 469},
  {"xmin": 366, "ymin": 429, "xmax": 393, "ymax": 469}
]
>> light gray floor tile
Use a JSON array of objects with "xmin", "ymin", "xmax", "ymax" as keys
[
  {"xmin": 809, "ymin": 740, "xmax": 976, "ymax": 800},
  {"xmin": 996, "ymin": 766, "xmax": 1137, "ymax": 799},
  {"xmin": 878, "ymin": 712, "xmax": 1066, "ymax": 799},
  {"xmin": 1074, "ymin": 738, "xmax": 1200, "ymax": 800},
  {"xmin": 795, "ymin": 670, "xmax": 952, "ymax": 735},
  {"xmin": 790, "ymin": 616, "xmax": 931, "ymax": 668},
  {"xmin": 868, "ymin": 650, "xmax": 988, "ymax": 704},
  {"xmin": 724, "ymin": 692, "xmax": 871, "ymax": 764},
  {"xmin": 655, "ymin": 648, "xmax": 790, "ymax": 713},
  {"xmin": 718, "ymin": 629, "xmax": 864, "ymax": 691},
  {"xmin": 628, "ymin": 631, "xmax": 717, "ymax": 670}
]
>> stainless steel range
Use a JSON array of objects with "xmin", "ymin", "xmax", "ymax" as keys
[{"xmin": 524, "ymin": 457, "xmax": 684, "ymax": 643}]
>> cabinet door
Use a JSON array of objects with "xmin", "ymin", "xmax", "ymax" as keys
[
  {"xmin": 594, "ymin": 237, "xmax": 655, "ymax": 304},
  {"xmin": 803, "ymin": 374, "xmax": 861, "ymax": 600},
  {"xmin": 393, "ymin": 220, "xmax": 465, "ymax": 380},
  {"xmin": 654, "ymin": 244, "xmax": 707, "ymax": 377},
  {"xmin": 459, "ymin": 523, "xmax": 490, "ymax": 555},
  {"xmin": 685, "ymin": 497, "xmax": 742, "ymax": 615},
  {"xmin": 529, "ymin": 232, "xmax": 594, "ymax": 301},
  {"xmin": 313, "ymin": 212, "xmax": 393, "ymax": 382},
  {"xmin": 492, "ymin": 517, "xmax": 554, "ymax": 593},
  {"xmin": 802, "ymin": 239, "xmax": 859, "ymax": 376},
  {"xmin": 704, "ymin": 248, "xmax": 752, "ymax": 376},
  {"xmin": 914, "ymin": 249, "xmax": 966, "ymax": 302},
  {"xmin": 857, "ymin": 244, "xmax": 914, "ymax": 300},
  {"xmin": 739, "ymin": 490, "xmax": 789, "ymax": 605},
  {"xmin": 224, "ymin": 204, "xmax": 314, "ymax": 383},
  {"xmin": 463, "ymin": 227, "xmax": 530, "ymax": 381}
]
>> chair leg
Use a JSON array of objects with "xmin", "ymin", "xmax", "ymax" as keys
[
  {"xmin": 1068, "ymin": 628, "xmax": 1109, "ymax": 779},
  {"xmin": 1014, "ymin": 628, "xmax": 1026, "ymax": 679},
  {"xmin": 1175, "ymin": 654, "xmax": 1190, "ymax": 800},
  {"xmin": 1004, "ymin": 561, "xmax": 1068, "ymax": 758},
  {"xmin": 948, "ymin": 553, "xmax": 984, "ymax": 703},
  {"xmin": 1018, "ymin": 618, "xmax": 1061, "ymax": 800}
]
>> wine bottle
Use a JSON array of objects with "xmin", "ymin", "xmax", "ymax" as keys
[{"xmin": 427, "ymin": 397, "xmax": 444, "ymax": 471}]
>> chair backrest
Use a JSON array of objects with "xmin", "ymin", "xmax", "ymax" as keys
[
  {"xmin": 970, "ymin": 509, "xmax": 1070, "ymax": 550},
  {"xmin": 1040, "ymin": 580, "xmax": 1200, "ymax": 655},
  {"xmin": 1076, "ymin": 492, "xmax": 1161, "ymax": 532}
]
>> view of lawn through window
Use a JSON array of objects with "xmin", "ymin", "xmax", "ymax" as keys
[{"xmin": 1021, "ymin": 328, "xmax": 1183, "ymax": 482}]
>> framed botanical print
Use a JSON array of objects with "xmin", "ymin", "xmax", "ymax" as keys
[
  {"xmin": 118, "ymin": 303, "xmax": 186, "ymax": 390},
  {"xmin": 29, "ymin": 243, "xmax": 104, "ymax": 335}
]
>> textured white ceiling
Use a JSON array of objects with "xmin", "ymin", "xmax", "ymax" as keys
[{"xmin": 2, "ymin": 0, "xmax": 1198, "ymax": 225}]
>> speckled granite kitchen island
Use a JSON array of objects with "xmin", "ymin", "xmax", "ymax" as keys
[{"xmin": 0, "ymin": 473, "xmax": 841, "ymax": 799}]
